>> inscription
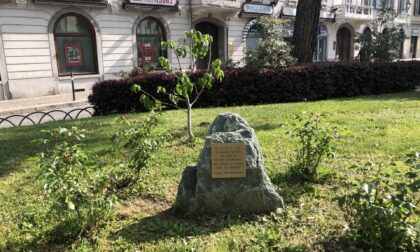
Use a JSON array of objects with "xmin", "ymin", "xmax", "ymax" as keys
[{"xmin": 211, "ymin": 143, "xmax": 246, "ymax": 178}]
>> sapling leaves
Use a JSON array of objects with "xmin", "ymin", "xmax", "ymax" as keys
[{"xmin": 132, "ymin": 29, "xmax": 224, "ymax": 140}]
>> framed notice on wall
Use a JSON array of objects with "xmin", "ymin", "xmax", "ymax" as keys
[{"xmin": 64, "ymin": 42, "xmax": 84, "ymax": 67}]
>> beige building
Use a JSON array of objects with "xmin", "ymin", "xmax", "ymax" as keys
[{"xmin": 0, "ymin": 0, "xmax": 419, "ymax": 100}]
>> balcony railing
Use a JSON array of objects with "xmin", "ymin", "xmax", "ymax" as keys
[{"xmin": 334, "ymin": 2, "xmax": 374, "ymax": 19}]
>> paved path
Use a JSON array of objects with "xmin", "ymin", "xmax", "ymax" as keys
[
  {"xmin": 0, "ymin": 92, "xmax": 91, "ymax": 116},
  {"xmin": 0, "ymin": 92, "xmax": 93, "ymax": 129}
]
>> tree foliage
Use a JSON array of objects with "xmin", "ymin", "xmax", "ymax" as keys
[
  {"xmin": 357, "ymin": 1, "xmax": 406, "ymax": 62},
  {"xmin": 245, "ymin": 16, "xmax": 296, "ymax": 69}
]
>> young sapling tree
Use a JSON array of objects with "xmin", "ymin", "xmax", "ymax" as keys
[{"xmin": 131, "ymin": 30, "xmax": 224, "ymax": 140}]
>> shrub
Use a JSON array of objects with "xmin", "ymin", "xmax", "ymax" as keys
[
  {"xmin": 89, "ymin": 61, "xmax": 420, "ymax": 115},
  {"xmin": 34, "ymin": 127, "xmax": 116, "ymax": 239},
  {"xmin": 336, "ymin": 150, "xmax": 420, "ymax": 250},
  {"xmin": 245, "ymin": 16, "xmax": 296, "ymax": 68},
  {"xmin": 111, "ymin": 112, "xmax": 167, "ymax": 193},
  {"xmin": 286, "ymin": 112, "xmax": 339, "ymax": 181}
]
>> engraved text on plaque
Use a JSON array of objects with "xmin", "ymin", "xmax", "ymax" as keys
[{"xmin": 211, "ymin": 142, "xmax": 246, "ymax": 178}]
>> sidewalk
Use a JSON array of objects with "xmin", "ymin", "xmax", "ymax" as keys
[{"xmin": 0, "ymin": 92, "xmax": 91, "ymax": 116}]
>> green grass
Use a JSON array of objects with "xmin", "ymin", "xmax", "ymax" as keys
[{"xmin": 0, "ymin": 92, "xmax": 419, "ymax": 251}]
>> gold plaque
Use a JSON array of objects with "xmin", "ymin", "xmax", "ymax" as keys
[{"xmin": 211, "ymin": 142, "xmax": 247, "ymax": 178}]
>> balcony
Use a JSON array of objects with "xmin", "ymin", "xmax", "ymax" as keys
[
  {"xmin": 281, "ymin": 6, "xmax": 335, "ymax": 21},
  {"xmin": 333, "ymin": 0, "xmax": 374, "ymax": 20},
  {"xmin": 191, "ymin": 0, "xmax": 241, "ymax": 15}
]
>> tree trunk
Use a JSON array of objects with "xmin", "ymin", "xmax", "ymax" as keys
[
  {"xmin": 187, "ymin": 103, "xmax": 194, "ymax": 140},
  {"xmin": 292, "ymin": 0, "xmax": 322, "ymax": 63}
]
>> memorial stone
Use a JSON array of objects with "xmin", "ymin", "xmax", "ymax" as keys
[{"xmin": 173, "ymin": 112, "xmax": 284, "ymax": 217}]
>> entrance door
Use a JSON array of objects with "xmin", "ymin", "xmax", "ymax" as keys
[
  {"xmin": 337, "ymin": 27, "xmax": 352, "ymax": 61},
  {"xmin": 195, "ymin": 22, "xmax": 219, "ymax": 69}
]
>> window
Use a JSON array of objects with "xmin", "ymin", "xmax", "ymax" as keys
[
  {"xmin": 246, "ymin": 22, "xmax": 263, "ymax": 53},
  {"xmin": 398, "ymin": 0, "xmax": 407, "ymax": 11},
  {"xmin": 415, "ymin": 0, "xmax": 420, "ymax": 15},
  {"xmin": 136, "ymin": 18, "xmax": 166, "ymax": 68},
  {"xmin": 314, "ymin": 25, "xmax": 328, "ymax": 62},
  {"xmin": 410, "ymin": 36, "xmax": 418, "ymax": 58},
  {"xmin": 383, "ymin": 0, "xmax": 394, "ymax": 8},
  {"xmin": 54, "ymin": 13, "xmax": 98, "ymax": 76},
  {"xmin": 399, "ymin": 29, "xmax": 405, "ymax": 59}
]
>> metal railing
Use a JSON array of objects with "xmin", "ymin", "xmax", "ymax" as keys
[
  {"xmin": 0, "ymin": 107, "xmax": 94, "ymax": 128},
  {"xmin": 335, "ymin": 3, "xmax": 374, "ymax": 18}
]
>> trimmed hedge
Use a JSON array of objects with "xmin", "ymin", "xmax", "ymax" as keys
[{"xmin": 89, "ymin": 61, "xmax": 420, "ymax": 115}]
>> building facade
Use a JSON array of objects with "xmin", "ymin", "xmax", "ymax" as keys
[{"xmin": 0, "ymin": 0, "xmax": 419, "ymax": 100}]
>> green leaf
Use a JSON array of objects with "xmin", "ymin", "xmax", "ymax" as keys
[
  {"xmin": 140, "ymin": 94, "xmax": 155, "ymax": 111},
  {"xmin": 169, "ymin": 94, "xmax": 179, "ymax": 105},
  {"xmin": 157, "ymin": 86, "xmax": 166, "ymax": 94},
  {"xmin": 67, "ymin": 200, "xmax": 75, "ymax": 210},
  {"xmin": 131, "ymin": 84, "xmax": 142, "ymax": 93}
]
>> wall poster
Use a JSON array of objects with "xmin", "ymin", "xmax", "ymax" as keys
[{"xmin": 64, "ymin": 42, "xmax": 84, "ymax": 67}]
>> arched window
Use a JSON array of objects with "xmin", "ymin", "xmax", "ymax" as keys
[
  {"xmin": 136, "ymin": 18, "xmax": 166, "ymax": 68},
  {"xmin": 360, "ymin": 27, "xmax": 372, "ymax": 62},
  {"xmin": 54, "ymin": 13, "xmax": 98, "ymax": 76},
  {"xmin": 246, "ymin": 21, "xmax": 263, "ymax": 53}
]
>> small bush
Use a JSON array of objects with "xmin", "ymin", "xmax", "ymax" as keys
[
  {"xmin": 111, "ymin": 112, "xmax": 167, "ymax": 194},
  {"xmin": 89, "ymin": 61, "xmax": 420, "ymax": 115},
  {"xmin": 286, "ymin": 112, "xmax": 339, "ymax": 181},
  {"xmin": 336, "ymin": 150, "xmax": 420, "ymax": 250},
  {"xmin": 34, "ymin": 127, "xmax": 116, "ymax": 239}
]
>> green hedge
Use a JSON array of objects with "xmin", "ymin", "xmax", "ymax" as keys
[{"xmin": 89, "ymin": 61, "xmax": 420, "ymax": 115}]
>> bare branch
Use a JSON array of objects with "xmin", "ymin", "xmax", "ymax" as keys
[{"xmin": 139, "ymin": 90, "xmax": 185, "ymax": 111}]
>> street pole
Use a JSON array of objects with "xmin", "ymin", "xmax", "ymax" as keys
[{"xmin": 71, "ymin": 72, "xmax": 75, "ymax": 101}]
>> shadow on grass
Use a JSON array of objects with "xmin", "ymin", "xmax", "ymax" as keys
[
  {"xmin": 317, "ymin": 236, "xmax": 360, "ymax": 252},
  {"xmin": 0, "ymin": 126, "xmax": 47, "ymax": 178},
  {"xmin": 0, "ymin": 122, "xmax": 113, "ymax": 178},
  {"xmin": 252, "ymin": 123, "xmax": 281, "ymax": 132},
  {"xmin": 115, "ymin": 208, "xmax": 258, "ymax": 245},
  {"xmin": 331, "ymin": 91, "xmax": 420, "ymax": 102},
  {"xmin": 4, "ymin": 218, "xmax": 85, "ymax": 252},
  {"xmin": 271, "ymin": 168, "xmax": 337, "ymax": 206}
]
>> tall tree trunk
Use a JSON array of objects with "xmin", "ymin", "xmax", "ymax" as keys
[{"xmin": 292, "ymin": 0, "xmax": 322, "ymax": 63}]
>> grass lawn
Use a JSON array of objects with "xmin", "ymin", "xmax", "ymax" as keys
[{"xmin": 0, "ymin": 91, "xmax": 419, "ymax": 251}]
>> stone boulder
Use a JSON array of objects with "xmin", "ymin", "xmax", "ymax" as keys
[{"xmin": 173, "ymin": 112, "xmax": 283, "ymax": 217}]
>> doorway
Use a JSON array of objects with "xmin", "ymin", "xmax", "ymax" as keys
[
  {"xmin": 336, "ymin": 27, "xmax": 352, "ymax": 61},
  {"xmin": 195, "ymin": 22, "xmax": 219, "ymax": 69}
]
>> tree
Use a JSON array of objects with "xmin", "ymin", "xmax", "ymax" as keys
[
  {"xmin": 132, "ymin": 30, "xmax": 224, "ymax": 141},
  {"xmin": 356, "ymin": 1, "xmax": 406, "ymax": 62},
  {"xmin": 291, "ymin": 0, "xmax": 322, "ymax": 63},
  {"xmin": 245, "ymin": 16, "xmax": 296, "ymax": 68}
]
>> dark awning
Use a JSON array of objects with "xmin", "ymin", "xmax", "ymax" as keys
[
  {"xmin": 123, "ymin": 2, "xmax": 178, "ymax": 12},
  {"xmin": 34, "ymin": 0, "xmax": 108, "ymax": 8}
]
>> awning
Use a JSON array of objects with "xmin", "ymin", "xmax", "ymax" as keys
[
  {"xmin": 34, "ymin": 0, "xmax": 108, "ymax": 8},
  {"xmin": 124, "ymin": 2, "xmax": 178, "ymax": 11}
]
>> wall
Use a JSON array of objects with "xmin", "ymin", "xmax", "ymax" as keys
[{"xmin": 0, "ymin": 0, "xmax": 256, "ymax": 99}]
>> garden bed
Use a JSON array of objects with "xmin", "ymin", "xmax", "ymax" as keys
[{"xmin": 0, "ymin": 92, "xmax": 419, "ymax": 251}]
